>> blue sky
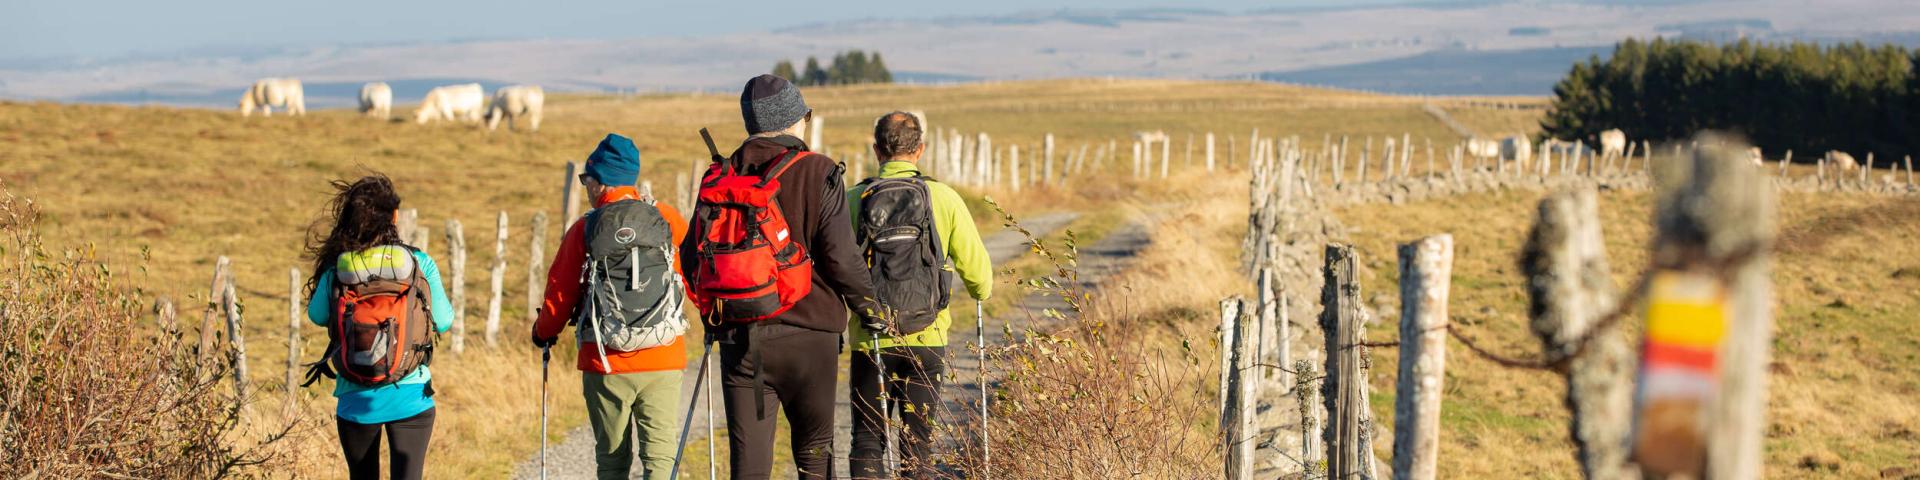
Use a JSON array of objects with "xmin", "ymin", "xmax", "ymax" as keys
[{"xmin": 2, "ymin": 0, "xmax": 1449, "ymax": 61}]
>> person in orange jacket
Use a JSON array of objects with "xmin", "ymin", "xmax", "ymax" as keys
[{"xmin": 531, "ymin": 133, "xmax": 690, "ymax": 480}]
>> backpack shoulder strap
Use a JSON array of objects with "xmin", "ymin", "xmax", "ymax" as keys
[{"xmin": 754, "ymin": 149, "xmax": 809, "ymax": 188}]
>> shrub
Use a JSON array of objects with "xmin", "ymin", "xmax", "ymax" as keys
[{"xmin": 0, "ymin": 189, "xmax": 294, "ymax": 478}]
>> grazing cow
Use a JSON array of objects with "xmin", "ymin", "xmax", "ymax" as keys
[
  {"xmin": 1500, "ymin": 135, "xmax": 1532, "ymax": 167},
  {"xmin": 484, "ymin": 85, "xmax": 545, "ymax": 132},
  {"xmin": 359, "ymin": 82, "xmax": 393, "ymax": 119},
  {"xmin": 1828, "ymin": 151, "xmax": 1858, "ymax": 171},
  {"xmin": 238, "ymin": 78, "xmax": 306, "ymax": 117},
  {"xmin": 1599, "ymin": 129, "xmax": 1627, "ymax": 160},
  {"xmin": 414, "ymin": 83, "xmax": 486, "ymax": 125},
  {"xmin": 1466, "ymin": 137, "xmax": 1501, "ymax": 160}
]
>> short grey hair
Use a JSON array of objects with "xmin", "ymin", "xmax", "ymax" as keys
[{"xmin": 872, "ymin": 111, "xmax": 923, "ymax": 159}]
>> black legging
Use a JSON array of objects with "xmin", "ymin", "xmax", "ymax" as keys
[
  {"xmin": 850, "ymin": 346, "xmax": 945, "ymax": 480},
  {"xmin": 719, "ymin": 323, "xmax": 840, "ymax": 480},
  {"xmin": 336, "ymin": 407, "xmax": 435, "ymax": 480}
]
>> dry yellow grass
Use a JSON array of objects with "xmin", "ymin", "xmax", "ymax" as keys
[{"xmin": 1338, "ymin": 189, "xmax": 1920, "ymax": 478}]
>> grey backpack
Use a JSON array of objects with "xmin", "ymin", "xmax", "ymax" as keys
[{"xmin": 573, "ymin": 199, "xmax": 687, "ymax": 364}]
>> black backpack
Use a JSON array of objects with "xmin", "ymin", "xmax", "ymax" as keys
[
  {"xmin": 573, "ymin": 198, "xmax": 687, "ymax": 364},
  {"xmin": 855, "ymin": 175, "xmax": 953, "ymax": 335}
]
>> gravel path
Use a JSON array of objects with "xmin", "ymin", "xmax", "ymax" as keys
[{"xmin": 514, "ymin": 211, "xmax": 1084, "ymax": 479}]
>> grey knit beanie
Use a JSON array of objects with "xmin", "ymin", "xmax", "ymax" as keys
[{"xmin": 740, "ymin": 74, "xmax": 809, "ymax": 135}]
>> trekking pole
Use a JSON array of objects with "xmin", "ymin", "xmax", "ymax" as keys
[
  {"xmin": 539, "ymin": 345, "xmax": 551, "ymax": 480},
  {"xmin": 873, "ymin": 338, "xmax": 896, "ymax": 476},
  {"xmin": 671, "ymin": 337, "xmax": 716, "ymax": 480},
  {"xmin": 977, "ymin": 302, "xmax": 990, "ymax": 479},
  {"xmin": 705, "ymin": 341, "xmax": 717, "ymax": 480}
]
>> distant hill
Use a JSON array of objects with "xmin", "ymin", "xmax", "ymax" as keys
[{"xmin": 1, "ymin": 0, "xmax": 1914, "ymax": 107}]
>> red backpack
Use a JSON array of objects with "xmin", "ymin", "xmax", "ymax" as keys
[{"xmin": 688, "ymin": 129, "xmax": 815, "ymax": 322}]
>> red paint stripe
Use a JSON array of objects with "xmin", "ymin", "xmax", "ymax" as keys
[{"xmin": 1644, "ymin": 342, "xmax": 1717, "ymax": 372}]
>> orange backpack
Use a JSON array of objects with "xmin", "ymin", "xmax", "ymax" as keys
[{"xmin": 687, "ymin": 129, "xmax": 815, "ymax": 322}]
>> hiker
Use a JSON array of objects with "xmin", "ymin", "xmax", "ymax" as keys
[
  {"xmin": 530, "ymin": 133, "xmax": 692, "ymax": 480},
  {"xmin": 846, "ymin": 112, "xmax": 994, "ymax": 479},
  {"xmin": 301, "ymin": 175, "xmax": 453, "ymax": 480},
  {"xmin": 682, "ymin": 74, "xmax": 886, "ymax": 480}
]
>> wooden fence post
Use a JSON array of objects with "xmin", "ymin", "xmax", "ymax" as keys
[
  {"xmin": 528, "ymin": 211, "xmax": 548, "ymax": 323},
  {"xmin": 1010, "ymin": 144, "xmax": 1022, "ymax": 192},
  {"xmin": 485, "ymin": 211, "xmax": 508, "ymax": 348},
  {"xmin": 155, "ymin": 296, "xmax": 178, "ymax": 338},
  {"xmin": 1223, "ymin": 296, "xmax": 1255, "ymax": 480},
  {"xmin": 1634, "ymin": 137, "xmax": 1776, "ymax": 479},
  {"xmin": 561, "ymin": 162, "xmax": 584, "ymax": 224},
  {"xmin": 1132, "ymin": 141, "xmax": 1143, "ymax": 179},
  {"xmin": 1392, "ymin": 235, "xmax": 1452, "ymax": 480},
  {"xmin": 1217, "ymin": 298, "xmax": 1239, "ymax": 415},
  {"xmin": 1320, "ymin": 244, "xmax": 1379, "ymax": 480},
  {"xmin": 396, "ymin": 208, "xmax": 419, "ymax": 246},
  {"xmin": 286, "ymin": 267, "xmax": 301, "ymax": 406},
  {"xmin": 222, "ymin": 269, "xmax": 249, "ymax": 405},
  {"xmin": 1044, "ymin": 134, "xmax": 1056, "ymax": 187},
  {"xmin": 198, "ymin": 256, "xmax": 231, "ymax": 368},
  {"xmin": 1523, "ymin": 186, "xmax": 1632, "ymax": 479},
  {"xmin": 1359, "ymin": 137, "xmax": 1371, "ymax": 183},
  {"xmin": 808, "ymin": 115, "xmax": 824, "ymax": 152},
  {"xmin": 445, "ymin": 219, "xmax": 467, "ymax": 353},
  {"xmin": 1206, "ymin": 132, "xmax": 1217, "ymax": 172}
]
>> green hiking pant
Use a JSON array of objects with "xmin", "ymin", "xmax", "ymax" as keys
[{"xmin": 583, "ymin": 370, "xmax": 682, "ymax": 480}]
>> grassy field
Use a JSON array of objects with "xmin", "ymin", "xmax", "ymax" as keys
[
  {"xmin": 0, "ymin": 78, "xmax": 1541, "ymax": 477},
  {"xmin": 1338, "ymin": 189, "xmax": 1920, "ymax": 478}
]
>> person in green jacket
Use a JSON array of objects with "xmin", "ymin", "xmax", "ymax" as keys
[{"xmin": 845, "ymin": 111, "xmax": 993, "ymax": 479}]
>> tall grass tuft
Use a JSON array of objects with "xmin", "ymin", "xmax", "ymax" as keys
[
  {"xmin": 0, "ymin": 189, "xmax": 296, "ymax": 478},
  {"xmin": 932, "ymin": 200, "xmax": 1220, "ymax": 479}
]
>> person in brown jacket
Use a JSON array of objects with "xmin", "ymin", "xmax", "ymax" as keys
[{"xmin": 681, "ymin": 74, "xmax": 884, "ymax": 480}]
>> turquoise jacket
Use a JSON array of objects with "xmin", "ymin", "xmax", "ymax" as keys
[
  {"xmin": 846, "ymin": 161, "xmax": 994, "ymax": 350},
  {"xmin": 307, "ymin": 248, "xmax": 455, "ymax": 424}
]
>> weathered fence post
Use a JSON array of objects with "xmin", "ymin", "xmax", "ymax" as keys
[
  {"xmin": 1392, "ymin": 235, "xmax": 1453, "ymax": 480},
  {"xmin": 1359, "ymin": 137, "xmax": 1372, "ymax": 183},
  {"xmin": 1218, "ymin": 298, "xmax": 1239, "ymax": 415},
  {"xmin": 1044, "ymin": 134, "xmax": 1056, "ymax": 187},
  {"xmin": 808, "ymin": 115, "xmax": 824, "ymax": 151},
  {"xmin": 1009, "ymin": 144, "xmax": 1022, "ymax": 192},
  {"xmin": 445, "ymin": 219, "xmax": 467, "ymax": 353},
  {"xmin": 1633, "ymin": 137, "xmax": 1776, "ymax": 480},
  {"xmin": 198, "ymin": 256, "xmax": 231, "ymax": 368},
  {"xmin": 528, "ymin": 211, "xmax": 548, "ymax": 323},
  {"xmin": 561, "ymin": 162, "xmax": 585, "ymax": 224},
  {"xmin": 1206, "ymin": 132, "xmax": 1217, "ymax": 172},
  {"xmin": 155, "ymin": 297, "xmax": 178, "ymax": 337},
  {"xmin": 1320, "ymin": 244, "xmax": 1379, "ymax": 480},
  {"xmin": 1131, "ymin": 140, "xmax": 1143, "ymax": 179},
  {"xmin": 485, "ymin": 211, "xmax": 507, "ymax": 348},
  {"xmin": 1223, "ymin": 297, "xmax": 1255, "ymax": 480},
  {"xmin": 397, "ymin": 208, "xmax": 419, "ymax": 246},
  {"xmin": 286, "ymin": 267, "xmax": 301, "ymax": 407},
  {"xmin": 222, "ymin": 269, "xmax": 249, "ymax": 405},
  {"xmin": 1523, "ymin": 186, "xmax": 1632, "ymax": 479}
]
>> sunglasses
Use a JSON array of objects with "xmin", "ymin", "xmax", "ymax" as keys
[{"xmin": 578, "ymin": 173, "xmax": 593, "ymax": 185}]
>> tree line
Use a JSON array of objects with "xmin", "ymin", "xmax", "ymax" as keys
[
  {"xmin": 1541, "ymin": 38, "xmax": 1917, "ymax": 164},
  {"xmin": 772, "ymin": 50, "xmax": 893, "ymax": 87}
]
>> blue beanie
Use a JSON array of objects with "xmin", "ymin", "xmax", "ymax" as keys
[{"xmin": 585, "ymin": 134, "xmax": 640, "ymax": 186}]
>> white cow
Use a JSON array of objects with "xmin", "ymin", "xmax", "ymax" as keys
[
  {"xmin": 1827, "ymin": 151, "xmax": 1858, "ymax": 171},
  {"xmin": 485, "ymin": 85, "xmax": 545, "ymax": 132},
  {"xmin": 1500, "ymin": 135, "xmax": 1532, "ymax": 167},
  {"xmin": 414, "ymin": 83, "xmax": 486, "ymax": 125},
  {"xmin": 359, "ymin": 82, "xmax": 393, "ymax": 119},
  {"xmin": 1599, "ymin": 129, "xmax": 1628, "ymax": 161},
  {"xmin": 1466, "ymin": 137, "xmax": 1501, "ymax": 160},
  {"xmin": 238, "ymin": 78, "xmax": 305, "ymax": 117}
]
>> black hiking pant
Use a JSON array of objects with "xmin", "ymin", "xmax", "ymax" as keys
[
  {"xmin": 718, "ymin": 323, "xmax": 839, "ymax": 480},
  {"xmin": 336, "ymin": 407, "xmax": 435, "ymax": 480},
  {"xmin": 850, "ymin": 346, "xmax": 946, "ymax": 480}
]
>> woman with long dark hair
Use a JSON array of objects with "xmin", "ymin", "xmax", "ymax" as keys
[{"xmin": 302, "ymin": 175, "xmax": 452, "ymax": 480}]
